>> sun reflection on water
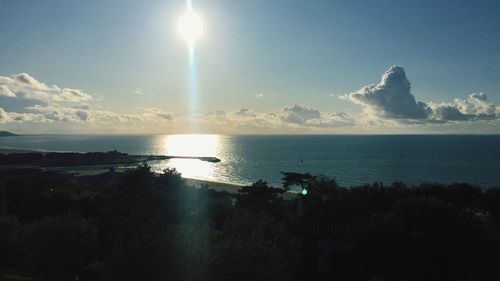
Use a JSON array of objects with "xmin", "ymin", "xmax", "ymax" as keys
[
  {"xmin": 150, "ymin": 134, "xmax": 221, "ymax": 181},
  {"xmin": 162, "ymin": 134, "xmax": 219, "ymax": 157}
]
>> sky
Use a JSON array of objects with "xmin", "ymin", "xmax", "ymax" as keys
[{"xmin": 1, "ymin": 0, "xmax": 500, "ymax": 134}]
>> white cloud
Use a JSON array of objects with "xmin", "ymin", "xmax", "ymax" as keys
[
  {"xmin": 0, "ymin": 85, "xmax": 16, "ymax": 97},
  {"xmin": 0, "ymin": 73, "xmax": 92, "ymax": 104},
  {"xmin": 54, "ymin": 88, "xmax": 93, "ymax": 102},
  {"xmin": 280, "ymin": 105, "xmax": 321, "ymax": 124},
  {"xmin": 256, "ymin": 93, "xmax": 264, "ymax": 98},
  {"xmin": 0, "ymin": 107, "xmax": 48, "ymax": 123},
  {"xmin": 26, "ymin": 105, "xmax": 86, "ymax": 122},
  {"xmin": 134, "ymin": 88, "xmax": 154, "ymax": 96},
  {"xmin": 11, "ymin": 73, "xmax": 51, "ymax": 91},
  {"xmin": 279, "ymin": 105, "xmax": 354, "ymax": 128},
  {"xmin": 135, "ymin": 88, "xmax": 145, "ymax": 95},
  {"xmin": 0, "ymin": 73, "xmax": 173, "ymax": 126},
  {"xmin": 342, "ymin": 65, "xmax": 428, "ymax": 119},
  {"xmin": 305, "ymin": 112, "xmax": 355, "ymax": 128},
  {"xmin": 195, "ymin": 105, "xmax": 354, "ymax": 131},
  {"xmin": 141, "ymin": 107, "xmax": 173, "ymax": 121},
  {"xmin": 2, "ymin": 69, "xmax": 498, "ymax": 133},
  {"xmin": 235, "ymin": 108, "xmax": 256, "ymax": 117},
  {"xmin": 427, "ymin": 93, "xmax": 497, "ymax": 121},
  {"xmin": 343, "ymin": 65, "xmax": 499, "ymax": 122},
  {"xmin": 206, "ymin": 110, "xmax": 226, "ymax": 116},
  {"xmin": 0, "ymin": 107, "xmax": 10, "ymax": 123}
]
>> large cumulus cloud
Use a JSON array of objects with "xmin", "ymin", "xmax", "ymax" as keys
[
  {"xmin": 342, "ymin": 65, "xmax": 499, "ymax": 122},
  {"xmin": 342, "ymin": 66, "xmax": 428, "ymax": 119}
]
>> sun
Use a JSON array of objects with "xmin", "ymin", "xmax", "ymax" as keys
[{"xmin": 177, "ymin": 7, "xmax": 203, "ymax": 46}]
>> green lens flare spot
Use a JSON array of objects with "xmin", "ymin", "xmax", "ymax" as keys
[{"xmin": 301, "ymin": 188, "xmax": 308, "ymax": 195}]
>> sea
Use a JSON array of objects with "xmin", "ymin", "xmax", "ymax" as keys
[{"xmin": 1, "ymin": 134, "xmax": 499, "ymax": 188}]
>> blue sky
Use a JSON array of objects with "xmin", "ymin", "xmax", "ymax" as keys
[{"xmin": 1, "ymin": 0, "xmax": 499, "ymax": 133}]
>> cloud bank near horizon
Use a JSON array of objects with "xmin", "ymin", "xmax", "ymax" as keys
[
  {"xmin": 0, "ymin": 73, "xmax": 172, "ymax": 125},
  {"xmin": 0, "ymin": 73, "xmax": 355, "ymax": 132},
  {"xmin": 1, "ymin": 68, "xmax": 499, "ymax": 133}
]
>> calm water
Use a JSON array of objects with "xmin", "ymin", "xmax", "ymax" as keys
[{"xmin": 1, "ymin": 134, "xmax": 499, "ymax": 188}]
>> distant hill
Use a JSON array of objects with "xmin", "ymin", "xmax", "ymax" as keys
[{"xmin": 0, "ymin": 131, "xmax": 18, "ymax": 137}]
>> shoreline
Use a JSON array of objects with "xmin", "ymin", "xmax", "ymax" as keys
[
  {"xmin": 64, "ymin": 166, "xmax": 247, "ymax": 194},
  {"xmin": 184, "ymin": 178, "xmax": 245, "ymax": 193},
  {"xmin": 0, "ymin": 147, "xmax": 246, "ymax": 194},
  {"xmin": 64, "ymin": 167, "xmax": 247, "ymax": 194}
]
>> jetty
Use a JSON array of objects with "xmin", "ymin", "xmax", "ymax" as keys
[{"xmin": 161, "ymin": 156, "xmax": 221, "ymax": 163}]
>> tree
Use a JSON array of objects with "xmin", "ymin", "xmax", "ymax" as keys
[
  {"xmin": 211, "ymin": 209, "xmax": 299, "ymax": 281},
  {"xmin": 237, "ymin": 180, "xmax": 284, "ymax": 209},
  {"xmin": 281, "ymin": 172, "xmax": 316, "ymax": 192},
  {"xmin": 20, "ymin": 214, "xmax": 98, "ymax": 281},
  {"xmin": 0, "ymin": 215, "xmax": 21, "ymax": 267}
]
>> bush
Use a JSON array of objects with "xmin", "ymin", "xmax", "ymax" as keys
[
  {"xmin": 0, "ymin": 215, "xmax": 21, "ymax": 266},
  {"xmin": 211, "ymin": 209, "xmax": 299, "ymax": 281},
  {"xmin": 20, "ymin": 214, "xmax": 98, "ymax": 281}
]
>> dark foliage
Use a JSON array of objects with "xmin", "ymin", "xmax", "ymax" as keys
[
  {"xmin": 236, "ymin": 180, "xmax": 285, "ymax": 208},
  {"xmin": 0, "ymin": 150, "xmax": 140, "ymax": 167},
  {"xmin": 0, "ymin": 168, "xmax": 500, "ymax": 281}
]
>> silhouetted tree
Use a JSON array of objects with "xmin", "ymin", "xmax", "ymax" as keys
[
  {"xmin": 1, "ymin": 165, "xmax": 500, "ymax": 281},
  {"xmin": 237, "ymin": 180, "xmax": 284, "ymax": 209},
  {"xmin": 211, "ymin": 209, "xmax": 299, "ymax": 281},
  {"xmin": 281, "ymin": 172, "xmax": 316, "ymax": 191},
  {"xmin": 0, "ymin": 215, "xmax": 21, "ymax": 267},
  {"xmin": 20, "ymin": 214, "xmax": 97, "ymax": 281}
]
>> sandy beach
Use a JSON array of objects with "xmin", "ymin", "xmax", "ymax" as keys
[{"xmin": 184, "ymin": 178, "xmax": 245, "ymax": 193}]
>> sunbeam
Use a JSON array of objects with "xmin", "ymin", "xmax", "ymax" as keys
[{"xmin": 178, "ymin": 0, "xmax": 204, "ymax": 130}]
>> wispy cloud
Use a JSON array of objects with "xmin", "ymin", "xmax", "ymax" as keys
[{"xmin": 134, "ymin": 88, "xmax": 155, "ymax": 96}]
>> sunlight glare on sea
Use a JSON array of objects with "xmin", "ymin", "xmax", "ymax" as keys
[
  {"xmin": 151, "ymin": 134, "xmax": 223, "ymax": 180},
  {"xmin": 1, "ymin": 134, "xmax": 500, "ymax": 187}
]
